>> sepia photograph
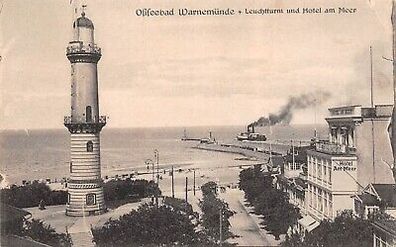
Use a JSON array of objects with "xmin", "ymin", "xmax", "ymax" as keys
[{"xmin": 1, "ymin": 0, "xmax": 396, "ymax": 246}]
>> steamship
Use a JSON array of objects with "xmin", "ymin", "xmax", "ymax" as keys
[{"xmin": 236, "ymin": 124, "xmax": 267, "ymax": 141}]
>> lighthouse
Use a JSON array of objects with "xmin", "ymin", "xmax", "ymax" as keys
[{"xmin": 64, "ymin": 9, "xmax": 107, "ymax": 216}]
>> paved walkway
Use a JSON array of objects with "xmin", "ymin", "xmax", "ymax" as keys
[
  {"xmin": 24, "ymin": 199, "xmax": 148, "ymax": 246},
  {"xmin": 221, "ymin": 189, "xmax": 282, "ymax": 246}
]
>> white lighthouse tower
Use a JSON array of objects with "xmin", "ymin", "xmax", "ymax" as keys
[{"xmin": 64, "ymin": 8, "xmax": 107, "ymax": 216}]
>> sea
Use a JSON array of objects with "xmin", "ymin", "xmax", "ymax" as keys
[{"xmin": 0, "ymin": 124, "xmax": 327, "ymax": 185}]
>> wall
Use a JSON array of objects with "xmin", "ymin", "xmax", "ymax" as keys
[
  {"xmin": 355, "ymin": 118, "xmax": 394, "ymax": 188},
  {"xmin": 330, "ymin": 156, "xmax": 358, "ymax": 192},
  {"xmin": 71, "ymin": 62, "xmax": 100, "ymax": 123},
  {"xmin": 333, "ymin": 194, "xmax": 354, "ymax": 217}
]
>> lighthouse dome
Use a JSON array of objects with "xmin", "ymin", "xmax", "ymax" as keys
[{"xmin": 74, "ymin": 12, "xmax": 94, "ymax": 29}]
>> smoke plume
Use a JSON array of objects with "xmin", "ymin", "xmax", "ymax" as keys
[{"xmin": 252, "ymin": 91, "xmax": 331, "ymax": 126}]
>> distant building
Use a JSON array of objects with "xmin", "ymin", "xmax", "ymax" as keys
[
  {"xmin": 267, "ymin": 155, "xmax": 284, "ymax": 174},
  {"xmin": 353, "ymin": 183, "xmax": 396, "ymax": 219},
  {"xmin": 277, "ymin": 145, "xmax": 311, "ymax": 215},
  {"xmin": 301, "ymin": 104, "xmax": 394, "ymax": 231}
]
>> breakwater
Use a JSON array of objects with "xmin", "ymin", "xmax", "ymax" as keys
[{"xmin": 194, "ymin": 141, "xmax": 290, "ymax": 160}]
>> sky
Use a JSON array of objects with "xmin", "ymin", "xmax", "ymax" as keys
[{"xmin": 0, "ymin": 0, "xmax": 395, "ymax": 129}]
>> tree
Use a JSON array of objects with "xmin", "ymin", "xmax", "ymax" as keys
[
  {"xmin": 199, "ymin": 181, "xmax": 235, "ymax": 244},
  {"xmin": 239, "ymin": 167, "xmax": 301, "ymax": 240},
  {"xmin": 264, "ymin": 202, "xmax": 300, "ymax": 240},
  {"xmin": 163, "ymin": 196, "xmax": 196, "ymax": 217},
  {"xmin": 0, "ymin": 179, "xmax": 160, "ymax": 209},
  {"xmin": 282, "ymin": 210, "xmax": 373, "ymax": 247},
  {"xmin": 239, "ymin": 166, "xmax": 272, "ymax": 204},
  {"xmin": 103, "ymin": 179, "xmax": 160, "ymax": 202},
  {"xmin": 24, "ymin": 219, "xmax": 72, "ymax": 247},
  {"xmin": 92, "ymin": 203, "xmax": 210, "ymax": 246},
  {"xmin": 1, "ymin": 209, "xmax": 72, "ymax": 247},
  {"xmin": 0, "ymin": 182, "xmax": 67, "ymax": 208},
  {"xmin": 201, "ymin": 181, "xmax": 218, "ymax": 196},
  {"xmin": 281, "ymin": 232, "xmax": 304, "ymax": 247}
]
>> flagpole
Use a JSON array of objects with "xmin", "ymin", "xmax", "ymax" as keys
[
  {"xmin": 391, "ymin": 0, "xmax": 396, "ymax": 180},
  {"xmin": 70, "ymin": 0, "xmax": 79, "ymax": 39},
  {"xmin": 370, "ymin": 45, "xmax": 374, "ymax": 107},
  {"xmin": 269, "ymin": 115, "xmax": 272, "ymax": 167}
]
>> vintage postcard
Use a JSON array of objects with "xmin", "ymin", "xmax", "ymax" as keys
[{"xmin": 1, "ymin": 0, "xmax": 396, "ymax": 246}]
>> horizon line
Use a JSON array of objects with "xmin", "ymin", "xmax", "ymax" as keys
[{"xmin": 0, "ymin": 123, "xmax": 328, "ymax": 132}]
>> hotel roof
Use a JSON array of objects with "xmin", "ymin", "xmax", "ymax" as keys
[
  {"xmin": 372, "ymin": 184, "xmax": 396, "ymax": 207},
  {"xmin": 326, "ymin": 104, "xmax": 393, "ymax": 121}
]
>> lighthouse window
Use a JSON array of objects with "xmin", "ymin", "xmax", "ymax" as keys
[
  {"xmin": 86, "ymin": 106, "xmax": 92, "ymax": 122},
  {"xmin": 86, "ymin": 193, "xmax": 96, "ymax": 205},
  {"xmin": 70, "ymin": 162, "xmax": 73, "ymax": 173},
  {"xmin": 87, "ymin": 141, "xmax": 93, "ymax": 152}
]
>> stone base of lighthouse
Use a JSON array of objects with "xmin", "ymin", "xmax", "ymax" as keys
[
  {"xmin": 66, "ymin": 183, "xmax": 106, "ymax": 217},
  {"xmin": 66, "ymin": 132, "xmax": 107, "ymax": 217}
]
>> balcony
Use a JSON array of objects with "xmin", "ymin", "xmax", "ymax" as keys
[
  {"xmin": 66, "ymin": 41, "xmax": 101, "ymax": 63},
  {"xmin": 66, "ymin": 41, "xmax": 101, "ymax": 55},
  {"xmin": 64, "ymin": 116, "xmax": 107, "ymax": 133},
  {"xmin": 64, "ymin": 116, "xmax": 107, "ymax": 124},
  {"xmin": 315, "ymin": 141, "xmax": 356, "ymax": 155}
]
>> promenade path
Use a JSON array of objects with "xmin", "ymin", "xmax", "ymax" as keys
[
  {"xmin": 221, "ymin": 189, "xmax": 281, "ymax": 246},
  {"xmin": 172, "ymin": 187, "xmax": 281, "ymax": 246},
  {"xmin": 25, "ymin": 199, "xmax": 148, "ymax": 246}
]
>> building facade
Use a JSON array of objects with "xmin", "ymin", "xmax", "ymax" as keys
[
  {"xmin": 353, "ymin": 183, "xmax": 396, "ymax": 220},
  {"xmin": 64, "ymin": 11, "xmax": 107, "ymax": 216},
  {"xmin": 305, "ymin": 105, "xmax": 394, "ymax": 224},
  {"xmin": 277, "ymin": 145, "xmax": 310, "ymax": 215},
  {"xmin": 373, "ymin": 219, "xmax": 396, "ymax": 247}
]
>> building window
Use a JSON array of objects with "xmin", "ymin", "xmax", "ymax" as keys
[
  {"xmin": 69, "ymin": 162, "xmax": 73, "ymax": 173},
  {"xmin": 67, "ymin": 193, "xmax": 71, "ymax": 204},
  {"xmin": 318, "ymin": 162, "xmax": 322, "ymax": 180},
  {"xmin": 324, "ymin": 195, "xmax": 328, "ymax": 216},
  {"xmin": 86, "ymin": 193, "xmax": 96, "ymax": 206},
  {"xmin": 328, "ymin": 164, "xmax": 332, "ymax": 183},
  {"xmin": 318, "ymin": 189, "xmax": 323, "ymax": 213},
  {"xmin": 329, "ymin": 194, "xmax": 333, "ymax": 218},
  {"xmin": 313, "ymin": 186, "xmax": 317, "ymax": 210},
  {"xmin": 87, "ymin": 141, "xmax": 93, "ymax": 152},
  {"xmin": 313, "ymin": 161, "xmax": 317, "ymax": 179}
]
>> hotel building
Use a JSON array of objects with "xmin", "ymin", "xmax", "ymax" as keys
[{"xmin": 304, "ymin": 104, "xmax": 394, "ymax": 224}]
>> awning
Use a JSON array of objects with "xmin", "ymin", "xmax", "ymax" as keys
[{"xmin": 298, "ymin": 215, "xmax": 320, "ymax": 232}]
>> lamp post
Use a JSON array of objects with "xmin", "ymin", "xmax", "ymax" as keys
[
  {"xmin": 219, "ymin": 205, "xmax": 223, "ymax": 247},
  {"xmin": 217, "ymin": 178, "xmax": 222, "ymax": 246},
  {"xmin": 171, "ymin": 165, "xmax": 175, "ymax": 198},
  {"xmin": 154, "ymin": 149, "xmax": 159, "ymax": 185},
  {"xmin": 185, "ymin": 177, "xmax": 188, "ymax": 202},
  {"xmin": 145, "ymin": 159, "xmax": 154, "ymax": 182},
  {"xmin": 193, "ymin": 169, "xmax": 196, "ymax": 196}
]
